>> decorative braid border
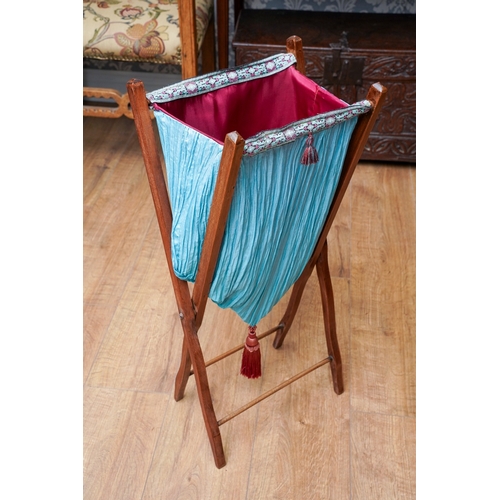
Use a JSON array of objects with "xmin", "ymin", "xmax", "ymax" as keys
[
  {"xmin": 146, "ymin": 53, "xmax": 297, "ymax": 102},
  {"xmin": 243, "ymin": 100, "xmax": 372, "ymax": 156},
  {"xmin": 147, "ymin": 52, "xmax": 372, "ymax": 156}
]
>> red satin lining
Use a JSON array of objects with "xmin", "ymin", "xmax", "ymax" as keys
[{"xmin": 155, "ymin": 66, "xmax": 348, "ymax": 142}]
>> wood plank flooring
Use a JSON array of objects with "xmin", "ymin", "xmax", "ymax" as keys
[{"xmin": 83, "ymin": 116, "xmax": 416, "ymax": 499}]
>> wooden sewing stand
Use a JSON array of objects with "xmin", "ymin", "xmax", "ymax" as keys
[{"xmin": 127, "ymin": 36, "xmax": 386, "ymax": 468}]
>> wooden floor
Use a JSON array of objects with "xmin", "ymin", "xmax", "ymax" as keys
[{"xmin": 83, "ymin": 116, "xmax": 416, "ymax": 500}]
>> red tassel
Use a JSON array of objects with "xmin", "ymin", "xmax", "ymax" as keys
[
  {"xmin": 301, "ymin": 132, "xmax": 319, "ymax": 165},
  {"xmin": 240, "ymin": 325, "xmax": 261, "ymax": 379}
]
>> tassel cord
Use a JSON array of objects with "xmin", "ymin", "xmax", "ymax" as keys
[
  {"xmin": 301, "ymin": 132, "xmax": 319, "ymax": 165},
  {"xmin": 241, "ymin": 325, "xmax": 262, "ymax": 379}
]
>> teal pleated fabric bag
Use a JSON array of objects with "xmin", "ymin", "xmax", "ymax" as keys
[{"xmin": 148, "ymin": 53, "xmax": 371, "ymax": 327}]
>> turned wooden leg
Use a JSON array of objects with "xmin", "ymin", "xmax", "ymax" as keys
[
  {"xmin": 273, "ymin": 263, "xmax": 315, "ymax": 349},
  {"xmin": 316, "ymin": 241, "xmax": 344, "ymax": 395},
  {"xmin": 174, "ymin": 337, "xmax": 192, "ymax": 401}
]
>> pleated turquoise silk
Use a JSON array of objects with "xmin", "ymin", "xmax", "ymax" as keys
[{"xmin": 154, "ymin": 109, "xmax": 358, "ymax": 325}]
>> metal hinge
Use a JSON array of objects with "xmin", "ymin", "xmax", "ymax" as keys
[{"xmin": 322, "ymin": 32, "xmax": 365, "ymax": 87}]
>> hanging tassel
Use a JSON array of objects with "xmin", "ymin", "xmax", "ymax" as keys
[
  {"xmin": 241, "ymin": 325, "xmax": 261, "ymax": 379},
  {"xmin": 301, "ymin": 132, "xmax": 319, "ymax": 165}
]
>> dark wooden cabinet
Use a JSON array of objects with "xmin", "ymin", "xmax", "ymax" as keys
[{"xmin": 233, "ymin": 10, "xmax": 416, "ymax": 163}]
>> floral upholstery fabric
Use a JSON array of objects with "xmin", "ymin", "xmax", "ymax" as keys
[{"xmin": 83, "ymin": 0, "xmax": 213, "ymax": 64}]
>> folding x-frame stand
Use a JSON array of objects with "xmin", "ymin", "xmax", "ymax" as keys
[{"xmin": 127, "ymin": 36, "xmax": 386, "ymax": 468}]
